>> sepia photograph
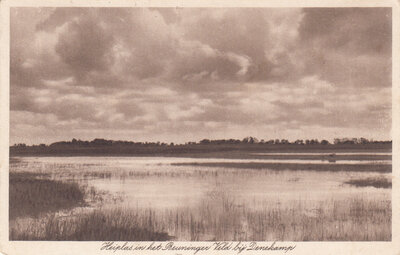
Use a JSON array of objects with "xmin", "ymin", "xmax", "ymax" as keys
[{"xmin": 1, "ymin": 1, "xmax": 399, "ymax": 254}]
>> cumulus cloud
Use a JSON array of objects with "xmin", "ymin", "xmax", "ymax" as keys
[{"xmin": 10, "ymin": 7, "xmax": 392, "ymax": 144}]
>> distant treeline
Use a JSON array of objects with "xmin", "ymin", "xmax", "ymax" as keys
[
  {"xmin": 12, "ymin": 136, "xmax": 391, "ymax": 148},
  {"xmin": 10, "ymin": 137, "xmax": 391, "ymax": 156}
]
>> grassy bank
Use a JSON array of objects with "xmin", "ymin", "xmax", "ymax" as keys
[
  {"xmin": 172, "ymin": 162, "xmax": 391, "ymax": 173},
  {"xmin": 164, "ymin": 151, "xmax": 392, "ymax": 161},
  {"xmin": 345, "ymin": 177, "xmax": 392, "ymax": 189},
  {"xmin": 9, "ymin": 172, "xmax": 86, "ymax": 220},
  {"xmin": 10, "ymin": 209, "xmax": 171, "ymax": 241},
  {"xmin": 9, "ymin": 172, "xmax": 171, "ymax": 241}
]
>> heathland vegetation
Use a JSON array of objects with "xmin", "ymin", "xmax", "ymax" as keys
[{"xmin": 9, "ymin": 172, "xmax": 85, "ymax": 219}]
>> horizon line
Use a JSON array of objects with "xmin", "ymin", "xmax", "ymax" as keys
[{"xmin": 10, "ymin": 136, "xmax": 393, "ymax": 147}]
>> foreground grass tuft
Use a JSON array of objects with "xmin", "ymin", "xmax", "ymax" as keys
[
  {"xmin": 9, "ymin": 172, "xmax": 85, "ymax": 220},
  {"xmin": 9, "ymin": 172, "xmax": 171, "ymax": 241},
  {"xmin": 10, "ymin": 209, "xmax": 172, "ymax": 241}
]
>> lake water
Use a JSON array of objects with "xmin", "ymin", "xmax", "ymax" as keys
[
  {"xmin": 10, "ymin": 155, "xmax": 391, "ymax": 210},
  {"xmin": 251, "ymin": 152, "xmax": 392, "ymax": 155},
  {"xmin": 10, "ymin": 154, "xmax": 392, "ymax": 241}
]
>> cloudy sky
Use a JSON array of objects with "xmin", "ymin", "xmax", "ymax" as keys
[{"xmin": 10, "ymin": 8, "xmax": 392, "ymax": 145}]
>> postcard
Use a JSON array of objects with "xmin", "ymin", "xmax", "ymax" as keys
[{"xmin": 0, "ymin": 0, "xmax": 399, "ymax": 254}]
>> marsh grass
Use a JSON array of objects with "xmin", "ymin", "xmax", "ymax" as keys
[
  {"xmin": 9, "ymin": 171, "xmax": 168, "ymax": 241},
  {"xmin": 9, "ymin": 157, "xmax": 22, "ymax": 164},
  {"xmin": 159, "ymin": 193, "xmax": 391, "ymax": 241},
  {"xmin": 9, "ymin": 172, "xmax": 86, "ymax": 220},
  {"xmin": 10, "ymin": 193, "xmax": 391, "ymax": 241},
  {"xmin": 10, "ymin": 210, "xmax": 171, "ymax": 241},
  {"xmin": 9, "ymin": 157, "xmax": 392, "ymax": 241},
  {"xmin": 345, "ymin": 177, "xmax": 392, "ymax": 189},
  {"xmin": 172, "ymin": 162, "xmax": 391, "ymax": 173}
]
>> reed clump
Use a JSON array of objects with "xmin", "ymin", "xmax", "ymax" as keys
[
  {"xmin": 9, "ymin": 172, "xmax": 86, "ymax": 220},
  {"xmin": 345, "ymin": 177, "xmax": 391, "ymax": 189},
  {"xmin": 10, "ymin": 208, "xmax": 171, "ymax": 241}
]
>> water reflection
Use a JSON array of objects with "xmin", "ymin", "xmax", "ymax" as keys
[{"xmin": 10, "ymin": 156, "xmax": 391, "ymax": 211}]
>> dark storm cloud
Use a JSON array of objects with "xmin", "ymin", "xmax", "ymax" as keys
[
  {"xmin": 298, "ymin": 8, "xmax": 392, "ymax": 88},
  {"xmin": 9, "ymin": 7, "xmax": 392, "ymax": 145},
  {"xmin": 182, "ymin": 9, "xmax": 271, "ymax": 65},
  {"xmin": 55, "ymin": 17, "xmax": 115, "ymax": 78},
  {"xmin": 176, "ymin": 8, "xmax": 301, "ymax": 83},
  {"xmin": 299, "ymin": 8, "xmax": 391, "ymax": 55},
  {"xmin": 36, "ymin": 7, "xmax": 86, "ymax": 31}
]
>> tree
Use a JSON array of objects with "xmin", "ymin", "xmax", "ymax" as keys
[
  {"xmin": 200, "ymin": 139, "xmax": 210, "ymax": 144},
  {"xmin": 294, "ymin": 139, "xmax": 304, "ymax": 145},
  {"xmin": 321, "ymin": 140, "xmax": 329, "ymax": 145},
  {"xmin": 242, "ymin": 137, "xmax": 258, "ymax": 144},
  {"xmin": 279, "ymin": 139, "xmax": 288, "ymax": 144}
]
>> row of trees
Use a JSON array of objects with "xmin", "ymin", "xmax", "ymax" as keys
[
  {"xmin": 12, "ymin": 137, "xmax": 391, "ymax": 148},
  {"xmin": 198, "ymin": 137, "xmax": 390, "ymax": 145}
]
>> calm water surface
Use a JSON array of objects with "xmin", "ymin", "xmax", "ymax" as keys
[{"xmin": 11, "ymin": 156, "xmax": 391, "ymax": 211}]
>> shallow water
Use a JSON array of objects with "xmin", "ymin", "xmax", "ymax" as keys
[
  {"xmin": 10, "ymin": 155, "xmax": 392, "ymax": 241},
  {"xmin": 11, "ymin": 155, "xmax": 391, "ymax": 166},
  {"xmin": 11, "ymin": 156, "xmax": 391, "ymax": 211}
]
